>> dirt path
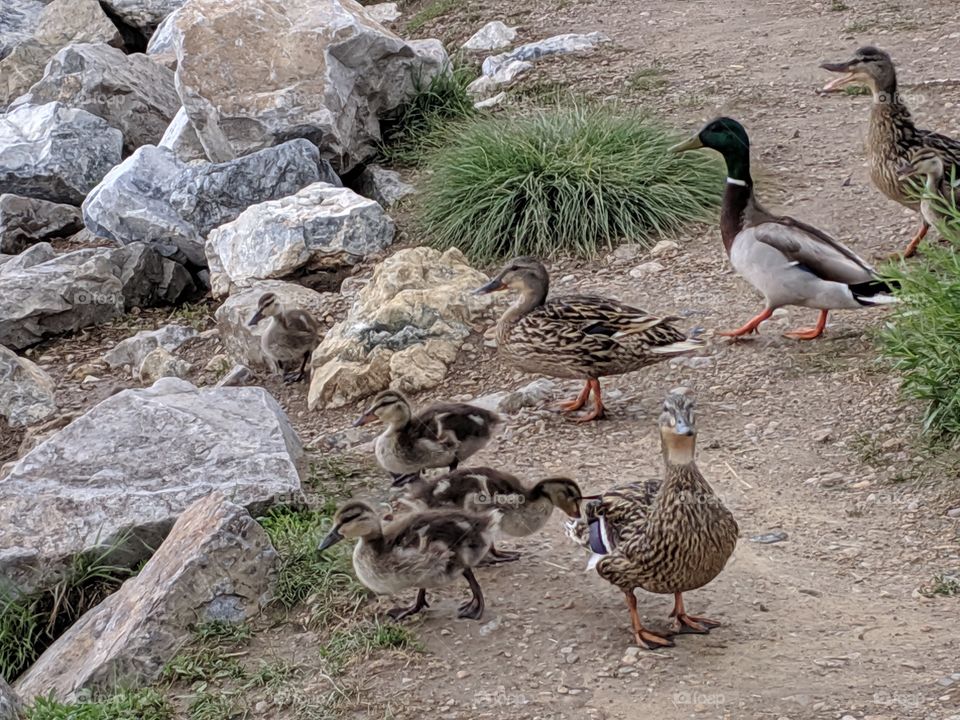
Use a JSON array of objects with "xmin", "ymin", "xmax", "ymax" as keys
[{"xmin": 339, "ymin": 1, "xmax": 960, "ymax": 718}]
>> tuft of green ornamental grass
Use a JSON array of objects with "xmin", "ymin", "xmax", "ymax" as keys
[
  {"xmin": 25, "ymin": 688, "xmax": 172, "ymax": 720},
  {"xmin": 379, "ymin": 63, "xmax": 476, "ymax": 168},
  {"xmin": 418, "ymin": 105, "xmax": 724, "ymax": 262},
  {"xmin": 879, "ymin": 175, "xmax": 960, "ymax": 438}
]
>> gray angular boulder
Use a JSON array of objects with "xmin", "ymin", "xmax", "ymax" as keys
[
  {"xmin": 205, "ymin": 182, "xmax": 394, "ymax": 296},
  {"xmin": 0, "ymin": 242, "xmax": 194, "ymax": 350},
  {"xmin": 158, "ymin": 107, "xmax": 205, "ymax": 161},
  {"xmin": 0, "ymin": 0, "xmax": 43, "ymax": 61},
  {"xmin": 0, "ymin": 678, "xmax": 22, "ymax": 720},
  {"xmin": 101, "ymin": 0, "xmax": 186, "ymax": 31},
  {"xmin": 0, "ymin": 102, "xmax": 123, "ymax": 204},
  {"xmin": 14, "ymin": 493, "xmax": 277, "ymax": 703},
  {"xmin": 0, "ymin": 0, "xmax": 124, "ymax": 108},
  {"xmin": 0, "ymin": 343, "xmax": 57, "ymax": 427},
  {"xmin": 103, "ymin": 323, "xmax": 197, "ymax": 370},
  {"xmin": 82, "ymin": 139, "xmax": 337, "ymax": 267},
  {"xmin": 358, "ymin": 164, "xmax": 415, "ymax": 208},
  {"xmin": 0, "ymin": 377, "xmax": 303, "ymax": 595},
  {"xmin": 170, "ymin": 0, "xmax": 449, "ymax": 171},
  {"xmin": 0, "ymin": 193, "xmax": 82, "ymax": 254},
  {"xmin": 215, "ymin": 280, "xmax": 333, "ymax": 368},
  {"xmin": 12, "ymin": 43, "xmax": 180, "ymax": 152}
]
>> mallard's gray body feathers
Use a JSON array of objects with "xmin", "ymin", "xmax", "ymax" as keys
[
  {"xmin": 318, "ymin": 500, "xmax": 497, "ymax": 620},
  {"xmin": 405, "ymin": 467, "xmax": 582, "ymax": 538}
]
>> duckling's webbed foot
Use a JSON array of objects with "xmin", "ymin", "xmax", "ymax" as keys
[
  {"xmin": 387, "ymin": 588, "xmax": 429, "ymax": 621},
  {"xmin": 479, "ymin": 544, "xmax": 521, "ymax": 565},
  {"xmin": 624, "ymin": 590, "xmax": 674, "ymax": 650},
  {"xmin": 457, "ymin": 568, "xmax": 485, "ymax": 620},
  {"xmin": 668, "ymin": 592, "xmax": 720, "ymax": 635}
]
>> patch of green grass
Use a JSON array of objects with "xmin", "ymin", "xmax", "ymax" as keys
[
  {"xmin": 258, "ymin": 507, "xmax": 366, "ymax": 622},
  {"xmin": 829, "ymin": 0, "xmax": 849, "ymax": 10},
  {"xmin": 187, "ymin": 691, "xmax": 245, "ymax": 720},
  {"xmin": 379, "ymin": 63, "xmax": 477, "ymax": 167},
  {"xmin": 879, "ymin": 176, "xmax": 960, "ymax": 439},
  {"xmin": 319, "ymin": 620, "xmax": 420, "ymax": 676},
  {"xmin": 418, "ymin": 104, "xmax": 723, "ymax": 261},
  {"xmin": 921, "ymin": 573, "xmax": 960, "ymax": 597},
  {"xmin": 161, "ymin": 621, "xmax": 252, "ymax": 683},
  {"xmin": 843, "ymin": 19, "xmax": 874, "ymax": 33},
  {"xmin": 165, "ymin": 301, "xmax": 214, "ymax": 331},
  {"xmin": 626, "ymin": 65, "xmax": 669, "ymax": 93},
  {"xmin": 1, "ymin": 543, "xmax": 134, "ymax": 680},
  {"xmin": 843, "ymin": 84, "xmax": 870, "ymax": 96},
  {"xmin": 25, "ymin": 688, "xmax": 172, "ymax": 720},
  {"xmin": 193, "ymin": 620, "xmax": 253, "ymax": 646},
  {"xmin": 405, "ymin": 0, "xmax": 457, "ymax": 33}
]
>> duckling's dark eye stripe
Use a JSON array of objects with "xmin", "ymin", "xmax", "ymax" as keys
[{"xmin": 339, "ymin": 512, "xmax": 363, "ymax": 523}]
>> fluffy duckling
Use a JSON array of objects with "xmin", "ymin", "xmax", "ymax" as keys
[
  {"xmin": 897, "ymin": 148, "xmax": 960, "ymax": 234},
  {"xmin": 403, "ymin": 467, "xmax": 583, "ymax": 562},
  {"xmin": 567, "ymin": 389, "xmax": 738, "ymax": 650},
  {"xmin": 354, "ymin": 390, "xmax": 501, "ymax": 486},
  {"xmin": 476, "ymin": 257, "xmax": 704, "ymax": 422},
  {"xmin": 247, "ymin": 292, "xmax": 321, "ymax": 382},
  {"xmin": 318, "ymin": 500, "xmax": 497, "ymax": 620}
]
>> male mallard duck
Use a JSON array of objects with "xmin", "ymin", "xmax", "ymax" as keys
[
  {"xmin": 566, "ymin": 389, "xmax": 738, "ymax": 650},
  {"xmin": 402, "ymin": 467, "xmax": 582, "ymax": 562},
  {"xmin": 821, "ymin": 46, "xmax": 960, "ymax": 257},
  {"xmin": 354, "ymin": 390, "xmax": 501, "ymax": 486},
  {"xmin": 318, "ymin": 500, "xmax": 497, "ymax": 620},
  {"xmin": 475, "ymin": 257, "xmax": 704, "ymax": 422},
  {"xmin": 897, "ymin": 147, "xmax": 960, "ymax": 233},
  {"xmin": 671, "ymin": 117, "xmax": 896, "ymax": 340},
  {"xmin": 247, "ymin": 292, "xmax": 321, "ymax": 382}
]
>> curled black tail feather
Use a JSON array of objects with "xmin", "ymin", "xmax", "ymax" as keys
[{"xmin": 850, "ymin": 278, "xmax": 899, "ymax": 305}]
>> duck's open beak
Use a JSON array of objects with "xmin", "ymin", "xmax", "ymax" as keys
[
  {"xmin": 352, "ymin": 411, "xmax": 378, "ymax": 427},
  {"xmin": 669, "ymin": 135, "xmax": 703, "ymax": 153},
  {"xmin": 474, "ymin": 277, "xmax": 507, "ymax": 294},
  {"xmin": 819, "ymin": 60, "xmax": 859, "ymax": 92},
  {"xmin": 317, "ymin": 527, "xmax": 344, "ymax": 551},
  {"xmin": 247, "ymin": 309, "xmax": 264, "ymax": 327}
]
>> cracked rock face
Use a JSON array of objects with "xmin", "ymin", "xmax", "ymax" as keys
[
  {"xmin": 13, "ymin": 493, "xmax": 277, "ymax": 703},
  {"xmin": 0, "ymin": 378, "xmax": 303, "ymax": 596}
]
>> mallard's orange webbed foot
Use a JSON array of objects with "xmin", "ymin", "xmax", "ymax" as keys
[
  {"xmin": 718, "ymin": 308, "xmax": 774, "ymax": 338},
  {"xmin": 557, "ymin": 380, "xmax": 592, "ymax": 413},
  {"xmin": 625, "ymin": 590, "xmax": 674, "ymax": 650},
  {"xmin": 572, "ymin": 379, "xmax": 605, "ymax": 423},
  {"xmin": 783, "ymin": 309, "xmax": 828, "ymax": 341},
  {"xmin": 669, "ymin": 592, "xmax": 721, "ymax": 635}
]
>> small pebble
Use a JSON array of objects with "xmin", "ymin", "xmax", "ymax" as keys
[{"xmin": 750, "ymin": 530, "xmax": 788, "ymax": 544}]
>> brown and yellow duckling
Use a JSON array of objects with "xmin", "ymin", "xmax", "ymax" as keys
[
  {"xmin": 475, "ymin": 257, "xmax": 704, "ymax": 422},
  {"xmin": 821, "ymin": 46, "xmax": 960, "ymax": 257},
  {"xmin": 567, "ymin": 389, "xmax": 738, "ymax": 650},
  {"xmin": 897, "ymin": 147, "xmax": 960, "ymax": 234},
  {"xmin": 354, "ymin": 390, "xmax": 501, "ymax": 486},
  {"xmin": 247, "ymin": 292, "xmax": 321, "ymax": 383},
  {"xmin": 318, "ymin": 500, "xmax": 497, "ymax": 620},
  {"xmin": 402, "ymin": 467, "xmax": 582, "ymax": 562}
]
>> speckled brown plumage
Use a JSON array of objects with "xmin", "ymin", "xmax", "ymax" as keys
[{"xmin": 567, "ymin": 391, "xmax": 739, "ymax": 648}]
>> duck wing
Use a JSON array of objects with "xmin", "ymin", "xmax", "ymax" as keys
[
  {"xmin": 917, "ymin": 128, "xmax": 960, "ymax": 171},
  {"xmin": 387, "ymin": 510, "xmax": 496, "ymax": 571},
  {"xmin": 419, "ymin": 404, "xmax": 501, "ymax": 444},
  {"xmin": 750, "ymin": 217, "xmax": 877, "ymax": 285}
]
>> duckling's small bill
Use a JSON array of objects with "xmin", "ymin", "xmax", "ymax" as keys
[
  {"xmin": 474, "ymin": 278, "xmax": 507, "ymax": 294},
  {"xmin": 318, "ymin": 527, "xmax": 344, "ymax": 551}
]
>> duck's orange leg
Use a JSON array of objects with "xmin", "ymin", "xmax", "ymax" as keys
[
  {"xmin": 717, "ymin": 308, "xmax": 773, "ymax": 338},
  {"xmin": 557, "ymin": 380, "xmax": 592, "ymax": 412},
  {"xmin": 901, "ymin": 221, "xmax": 929, "ymax": 259},
  {"xmin": 625, "ymin": 590, "xmax": 674, "ymax": 649},
  {"xmin": 783, "ymin": 309, "xmax": 829, "ymax": 341},
  {"xmin": 573, "ymin": 378, "xmax": 605, "ymax": 423},
  {"xmin": 669, "ymin": 592, "xmax": 721, "ymax": 634}
]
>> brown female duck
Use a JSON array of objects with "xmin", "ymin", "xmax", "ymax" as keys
[
  {"xmin": 567, "ymin": 390, "xmax": 738, "ymax": 649},
  {"xmin": 821, "ymin": 46, "xmax": 960, "ymax": 257},
  {"xmin": 475, "ymin": 257, "xmax": 704, "ymax": 421}
]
